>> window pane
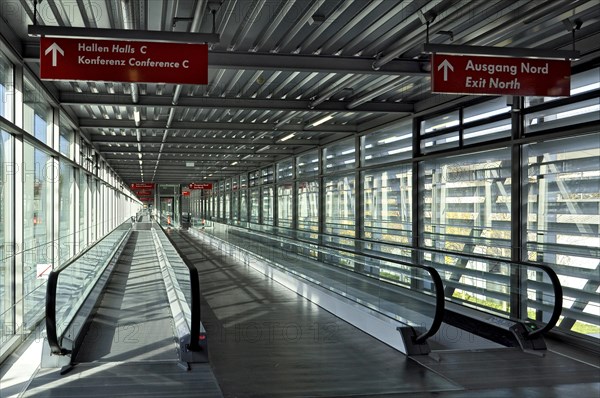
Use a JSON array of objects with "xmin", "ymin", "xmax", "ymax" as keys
[
  {"xmin": 421, "ymin": 110, "xmax": 459, "ymax": 134},
  {"xmin": 59, "ymin": 162, "xmax": 75, "ymax": 265},
  {"xmin": 463, "ymin": 119, "xmax": 511, "ymax": 146},
  {"xmin": 0, "ymin": 130, "xmax": 13, "ymax": 344},
  {"xmin": 23, "ymin": 144, "xmax": 54, "ymax": 328},
  {"xmin": 323, "ymin": 139, "xmax": 355, "ymax": 173},
  {"xmin": 261, "ymin": 166, "xmax": 274, "ymax": 185},
  {"xmin": 324, "ymin": 174, "xmax": 355, "ymax": 248},
  {"xmin": 297, "ymin": 180, "xmax": 319, "ymax": 232},
  {"xmin": 224, "ymin": 191, "xmax": 230, "ymax": 219},
  {"xmin": 361, "ymin": 120, "xmax": 412, "ymax": 167},
  {"xmin": 277, "ymin": 183, "xmax": 293, "ymax": 228},
  {"xmin": 232, "ymin": 190, "xmax": 239, "ymax": 221},
  {"xmin": 0, "ymin": 54, "xmax": 13, "ymax": 121},
  {"xmin": 277, "ymin": 159, "xmax": 293, "ymax": 181},
  {"xmin": 249, "ymin": 170, "xmax": 260, "ymax": 187},
  {"xmin": 24, "ymin": 76, "xmax": 53, "ymax": 146},
  {"xmin": 463, "ymin": 97, "xmax": 511, "ymax": 124},
  {"xmin": 525, "ymin": 133, "xmax": 600, "ymax": 337},
  {"xmin": 297, "ymin": 150, "xmax": 319, "ymax": 178},
  {"xmin": 363, "ymin": 164, "xmax": 412, "ymax": 245},
  {"xmin": 250, "ymin": 187, "xmax": 260, "ymax": 223},
  {"xmin": 421, "ymin": 148, "xmax": 512, "ymax": 258},
  {"xmin": 525, "ymin": 98, "xmax": 600, "ymax": 134},
  {"xmin": 90, "ymin": 179, "xmax": 97, "ymax": 242},
  {"xmin": 79, "ymin": 170, "xmax": 88, "ymax": 250},
  {"xmin": 240, "ymin": 189, "xmax": 248, "ymax": 222},
  {"xmin": 59, "ymin": 121, "xmax": 74, "ymax": 159},
  {"xmin": 262, "ymin": 186, "xmax": 274, "ymax": 225},
  {"xmin": 421, "ymin": 130, "xmax": 459, "ymax": 153}
]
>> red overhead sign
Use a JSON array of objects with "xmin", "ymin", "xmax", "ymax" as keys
[
  {"xmin": 135, "ymin": 190, "xmax": 153, "ymax": 196},
  {"xmin": 431, "ymin": 54, "xmax": 571, "ymax": 97},
  {"xmin": 182, "ymin": 191, "xmax": 190, "ymax": 196},
  {"xmin": 188, "ymin": 183, "xmax": 213, "ymax": 190},
  {"xmin": 40, "ymin": 37, "xmax": 208, "ymax": 85},
  {"xmin": 131, "ymin": 183, "xmax": 155, "ymax": 190}
]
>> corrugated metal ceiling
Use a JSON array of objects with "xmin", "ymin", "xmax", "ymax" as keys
[{"xmin": 3, "ymin": 0, "xmax": 599, "ymax": 183}]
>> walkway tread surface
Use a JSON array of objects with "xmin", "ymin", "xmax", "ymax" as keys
[{"xmin": 75, "ymin": 231, "xmax": 176, "ymax": 363}]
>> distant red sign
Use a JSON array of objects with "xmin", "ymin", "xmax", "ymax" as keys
[
  {"xmin": 188, "ymin": 183, "xmax": 213, "ymax": 190},
  {"xmin": 431, "ymin": 54, "xmax": 571, "ymax": 97},
  {"xmin": 182, "ymin": 191, "xmax": 190, "ymax": 196},
  {"xmin": 136, "ymin": 190, "xmax": 153, "ymax": 196},
  {"xmin": 131, "ymin": 183, "xmax": 155, "ymax": 190},
  {"xmin": 40, "ymin": 37, "xmax": 208, "ymax": 85}
]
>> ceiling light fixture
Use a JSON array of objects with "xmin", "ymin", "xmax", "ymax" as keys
[
  {"xmin": 279, "ymin": 133, "xmax": 295, "ymax": 142},
  {"xmin": 308, "ymin": 114, "xmax": 333, "ymax": 127}
]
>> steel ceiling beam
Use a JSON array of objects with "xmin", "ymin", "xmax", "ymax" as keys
[
  {"xmin": 79, "ymin": 119, "xmax": 356, "ymax": 133},
  {"xmin": 423, "ymin": 43, "xmax": 580, "ymax": 60},
  {"xmin": 27, "ymin": 25, "xmax": 220, "ymax": 43},
  {"xmin": 59, "ymin": 93, "xmax": 414, "ymax": 114},
  {"xmin": 90, "ymin": 137, "xmax": 319, "ymax": 146},
  {"xmin": 105, "ymin": 158, "xmax": 273, "ymax": 166},
  {"xmin": 98, "ymin": 146, "xmax": 295, "ymax": 155}
]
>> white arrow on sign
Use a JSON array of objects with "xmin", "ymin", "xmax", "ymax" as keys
[
  {"xmin": 44, "ymin": 42, "xmax": 64, "ymax": 67},
  {"xmin": 437, "ymin": 59, "xmax": 454, "ymax": 81}
]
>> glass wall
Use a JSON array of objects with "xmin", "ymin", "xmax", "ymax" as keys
[
  {"xmin": 250, "ymin": 187, "xmax": 260, "ymax": 223},
  {"xmin": 324, "ymin": 174, "xmax": 355, "ymax": 247},
  {"xmin": 262, "ymin": 185, "xmax": 274, "ymax": 225},
  {"xmin": 0, "ymin": 131, "xmax": 13, "ymax": 346},
  {"xmin": 525, "ymin": 133, "xmax": 600, "ymax": 336},
  {"xmin": 323, "ymin": 139, "xmax": 355, "ymax": 173},
  {"xmin": 23, "ymin": 144, "xmax": 53, "ymax": 327},
  {"xmin": 363, "ymin": 164, "xmax": 412, "ymax": 245},
  {"xmin": 0, "ymin": 49, "xmax": 139, "ymax": 360},
  {"xmin": 90, "ymin": 179, "xmax": 97, "ymax": 242},
  {"xmin": 59, "ymin": 162, "xmax": 75, "ymax": 265},
  {"xmin": 23, "ymin": 75, "xmax": 53, "ymax": 146},
  {"xmin": 277, "ymin": 183, "xmax": 293, "ymax": 228},
  {"xmin": 0, "ymin": 56, "xmax": 13, "ymax": 120},
  {"xmin": 79, "ymin": 170, "xmax": 88, "ymax": 250},
  {"xmin": 421, "ymin": 149, "xmax": 512, "ymax": 258},
  {"xmin": 361, "ymin": 120, "xmax": 412, "ymax": 166},
  {"xmin": 297, "ymin": 181, "xmax": 319, "ymax": 233},
  {"xmin": 59, "ymin": 121, "xmax": 74, "ymax": 159}
]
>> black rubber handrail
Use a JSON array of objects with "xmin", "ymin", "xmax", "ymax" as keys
[
  {"xmin": 204, "ymin": 222, "xmax": 446, "ymax": 345},
  {"xmin": 413, "ymin": 265, "xmax": 445, "ymax": 344},
  {"xmin": 46, "ymin": 221, "xmax": 132, "ymax": 356},
  {"xmin": 523, "ymin": 262, "xmax": 563, "ymax": 339},
  {"xmin": 156, "ymin": 223, "xmax": 202, "ymax": 351}
]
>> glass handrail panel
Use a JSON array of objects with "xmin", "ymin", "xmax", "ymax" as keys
[
  {"xmin": 198, "ymin": 222, "xmax": 441, "ymax": 332},
  {"xmin": 199, "ymin": 221, "xmax": 570, "ymax": 337},
  {"xmin": 53, "ymin": 221, "xmax": 131, "ymax": 338}
]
